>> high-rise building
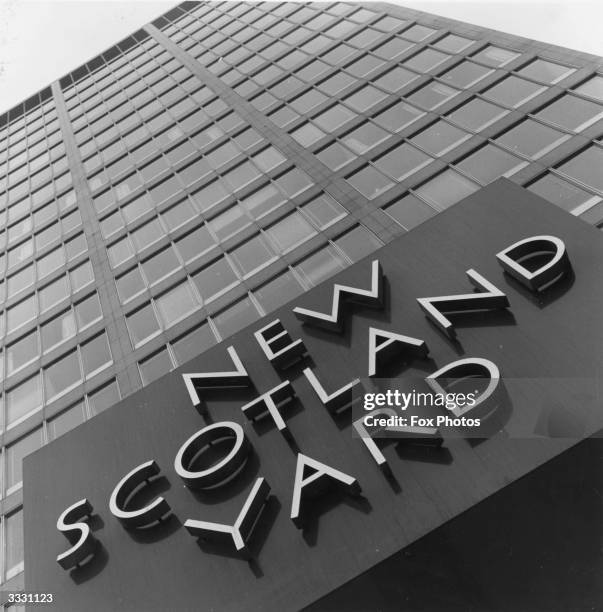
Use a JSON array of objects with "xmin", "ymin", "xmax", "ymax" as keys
[{"xmin": 0, "ymin": 1, "xmax": 601, "ymax": 609}]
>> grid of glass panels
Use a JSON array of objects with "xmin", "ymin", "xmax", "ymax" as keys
[{"xmin": 0, "ymin": 0, "xmax": 600, "ymax": 595}]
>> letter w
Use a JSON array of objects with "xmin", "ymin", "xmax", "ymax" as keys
[{"xmin": 293, "ymin": 260, "xmax": 383, "ymax": 332}]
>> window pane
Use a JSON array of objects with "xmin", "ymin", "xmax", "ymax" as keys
[
  {"xmin": 47, "ymin": 402, "xmax": 85, "ymax": 440},
  {"xmin": 385, "ymin": 193, "xmax": 436, "ymax": 230},
  {"xmin": 407, "ymin": 80, "xmax": 459, "ymax": 110},
  {"xmin": 456, "ymin": 144, "xmax": 527, "ymax": 184},
  {"xmin": 446, "ymin": 98, "xmax": 507, "ymax": 131},
  {"xmin": 41, "ymin": 310, "xmax": 76, "ymax": 352},
  {"xmin": 411, "ymin": 120, "xmax": 470, "ymax": 156},
  {"xmin": 88, "ymin": 380, "xmax": 120, "ymax": 416},
  {"xmin": 75, "ymin": 293, "xmax": 102, "ymax": 329},
  {"xmin": 7, "ymin": 296, "xmax": 36, "ymax": 333},
  {"xmin": 230, "ymin": 234, "xmax": 275, "ymax": 276},
  {"xmin": 440, "ymin": 60, "xmax": 492, "ymax": 88},
  {"xmin": 494, "ymin": 119, "xmax": 568, "ymax": 159},
  {"xmin": 6, "ymin": 330, "xmax": 39, "ymax": 375},
  {"xmin": 534, "ymin": 94, "xmax": 603, "ymax": 132},
  {"xmin": 346, "ymin": 166, "xmax": 394, "ymax": 200},
  {"xmin": 171, "ymin": 323, "xmax": 216, "ymax": 365},
  {"xmin": 517, "ymin": 58, "xmax": 575, "ymax": 84},
  {"xmin": 471, "ymin": 45, "xmax": 519, "ymax": 67},
  {"xmin": 116, "ymin": 267, "xmax": 146, "ymax": 302},
  {"xmin": 556, "ymin": 146, "xmax": 603, "ymax": 192},
  {"xmin": 141, "ymin": 246, "xmax": 180, "ymax": 285},
  {"xmin": 254, "ymin": 271, "xmax": 304, "ymax": 312},
  {"xmin": 335, "ymin": 226, "xmax": 382, "ymax": 262},
  {"xmin": 44, "ymin": 350, "xmax": 81, "ymax": 401},
  {"xmin": 373, "ymin": 143, "xmax": 432, "ymax": 181},
  {"xmin": 81, "ymin": 333, "xmax": 112, "ymax": 377},
  {"xmin": 192, "ymin": 257, "xmax": 239, "ymax": 302},
  {"xmin": 433, "ymin": 33, "xmax": 474, "ymax": 53},
  {"xmin": 6, "ymin": 430, "xmax": 42, "ymax": 490},
  {"xmin": 5, "ymin": 509, "xmax": 24, "ymax": 579},
  {"xmin": 342, "ymin": 122, "xmax": 389, "ymax": 154},
  {"xmin": 373, "ymin": 100, "xmax": 424, "ymax": 132},
  {"xmin": 266, "ymin": 212, "xmax": 316, "ymax": 253},
  {"xmin": 213, "ymin": 297, "xmax": 260, "ymax": 337},
  {"xmin": 127, "ymin": 303, "xmax": 160, "ymax": 346},
  {"xmin": 573, "ymin": 75, "xmax": 603, "ymax": 101},
  {"xmin": 294, "ymin": 245, "xmax": 347, "ymax": 286},
  {"xmin": 415, "ymin": 169, "xmax": 479, "ymax": 209},
  {"xmin": 528, "ymin": 173, "xmax": 600, "ymax": 213},
  {"xmin": 482, "ymin": 75, "xmax": 546, "ymax": 108},
  {"xmin": 155, "ymin": 281, "xmax": 199, "ymax": 327},
  {"xmin": 139, "ymin": 348, "xmax": 173, "ymax": 385},
  {"xmin": 209, "ymin": 206, "xmax": 249, "ymax": 241},
  {"xmin": 316, "ymin": 142, "xmax": 355, "ymax": 171},
  {"xmin": 301, "ymin": 194, "xmax": 347, "ymax": 229}
]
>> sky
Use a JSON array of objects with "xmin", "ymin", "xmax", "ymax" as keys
[{"xmin": 0, "ymin": 0, "xmax": 600, "ymax": 116}]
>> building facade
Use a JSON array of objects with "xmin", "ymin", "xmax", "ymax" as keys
[{"xmin": 0, "ymin": 0, "xmax": 601, "ymax": 605}]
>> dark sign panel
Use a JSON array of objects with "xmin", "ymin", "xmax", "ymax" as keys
[{"xmin": 24, "ymin": 180, "xmax": 603, "ymax": 611}]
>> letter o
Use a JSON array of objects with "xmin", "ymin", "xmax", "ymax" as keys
[{"xmin": 174, "ymin": 421, "xmax": 249, "ymax": 489}]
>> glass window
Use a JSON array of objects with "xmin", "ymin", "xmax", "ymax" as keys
[
  {"xmin": 410, "ymin": 120, "xmax": 470, "ymax": 156},
  {"xmin": 403, "ymin": 48, "xmax": 450, "ymax": 72},
  {"xmin": 316, "ymin": 141, "xmax": 355, "ymax": 171},
  {"xmin": 139, "ymin": 348, "xmax": 173, "ymax": 385},
  {"xmin": 573, "ymin": 75, "xmax": 603, "ymax": 102},
  {"xmin": 335, "ymin": 226, "xmax": 382, "ymax": 262},
  {"xmin": 471, "ymin": 45, "xmax": 520, "ymax": 67},
  {"xmin": 74, "ymin": 293, "xmax": 102, "ymax": 329},
  {"xmin": 556, "ymin": 146, "xmax": 603, "ymax": 192},
  {"xmin": 302, "ymin": 194, "xmax": 347, "ymax": 229},
  {"xmin": 88, "ymin": 380, "xmax": 120, "ymax": 415},
  {"xmin": 439, "ymin": 60, "xmax": 493, "ymax": 88},
  {"xmin": 7, "ymin": 295, "xmax": 36, "ymax": 333},
  {"xmin": 192, "ymin": 257, "xmax": 239, "ymax": 302},
  {"xmin": 534, "ymin": 94, "xmax": 603, "ymax": 132},
  {"xmin": 275, "ymin": 168, "xmax": 313, "ymax": 198},
  {"xmin": 40, "ymin": 275, "xmax": 69, "ymax": 312},
  {"xmin": 41, "ymin": 310, "xmax": 76, "ymax": 352},
  {"xmin": 171, "ymin": 322, "xmax": 216, "ymax": 365},
  {"xmin": 44, "ymin": 350, "xmax": 81, "ymax": 401},
  {"xmin": 254, "ymin": 270, "xmax": 304, "ymax": 312},
  {"xmin": 456, "ymin": 144, "xmax": 527, "ymax": 184},
  {"xmin": 372, "ymin": 37, "xmax": 414, "ymax": 60},
  {"xmin": 47, "ymin": 402, "xmax": 86, "ymax": 441},
  {"xmin": 175, "ymin": 224, "xmax": 215, "ymax": 263},
  {"xmin": 213, "ymin": 296, "xmax": 260, "ymax": 337},
  {"xmin": 373, "ymin": 143, "xmax": 432, "ymax": 181},
  {"xmin": 447, "ymin": 98, "xmax": 508, "ymax": 131},
  {"xmin": 372, "ymin": 67, "xmax": 418, "ymax": 94},
  {"xmin": 5, "ymin": 509, "xmax": 24, "ymax": 579},
  {"xmin": 342, "ymin": 122, "xmax": 389, "ymax": 154},
  {"xmin": 346, "ymin": 165, "xmax": 394, "ymax": 200},
  {"xmin": 373, "ymin": 100, "xmax": 424, "ymax": 133},
  {"xmin": 108, "ymin": 236, "xmax": 134, "ymax": 268},
  {"xmin": 415, "ymin": 169, "xmax": 479, "ymax": 209},
  {"xmin": 291, "ymin": 123, "xmax": 325, "ymax": 147},
  {"xmin": 209, "ymin": 205, "xmax": 249, "ymax": 241},
  {"xmin": 155, "ymin": 281, "xmax": 199, "ymax": 327},
  {"xmin": 528, "ymin": 173, "xmax": 601, "ymax": 213},
  {"xmin": 131, "ymin": 218, "xmax": 163, "ymax": 251},
  {"xmin": 161, "ymin": 198, "xmax": 196, "ymax": 231},
  {"xmin": 81, "ymin": 333, "xmax": 112, "ymax": 377},
  {"xmin": 295, "ymin": 245, "xmax": 347, "ymax": 286},
  {"xmin": 317, "ymin": 72, "xmax": 356, "ymax": 96},
  {"xmin": 267, "ymin": 212, "xmax": 316, "ymax": 253},
  {"xmin": 6, "ymin": 429, "xmax": 42, "ymax": 490},
  {"xmin": 230, "ymin": 234, "xmax": 275, "ymax": 276},
  {"xmin": 313, "ymin": 105, "xmax": 357, "ymax": 131},
  {"xmin": 116, "ymin": 267, "xmax": 146, "ymax": 302},
  {"xmin": 6, "ymin": 330, "xmax": 39, "ymax": 376},
  {"xmin": 127, "ymin": 303, "xmax": 160, "ymax": 346},
  {"xmin": 70, "ymin": 260, "xmax": 94, "ymax": 292},
  {"xmin": 407, "ymin": 80, "xmax": 459, "ymax": 110},
  {"xmin": 516, "ymin": 58, "xmax": 575, "ymax": 84},
  {"xmin": 494, "ymin": 119, "xmax": 569, "ymax": 159},
  {"xmin": 385, "ymin": 193, "xmax": 436, "ymax": 229},
  {"xmin": 481, "ymin": 75, "xmax": 547, "ymax": 108},
  {"xmin": 345, "ymin": 54, "xmax": 385, "ymax": 78},
  {"xmin": 141, "ymin": 246, "xmax": 181, "ymax": 285},
  {"xmin": 433, "ymin": 33, "xmax": 474, "ymax": 53}
]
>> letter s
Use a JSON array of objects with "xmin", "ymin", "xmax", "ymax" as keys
[{"xmin": 56, "ymin": 498, "xmax": 97, "ymax": 570}]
